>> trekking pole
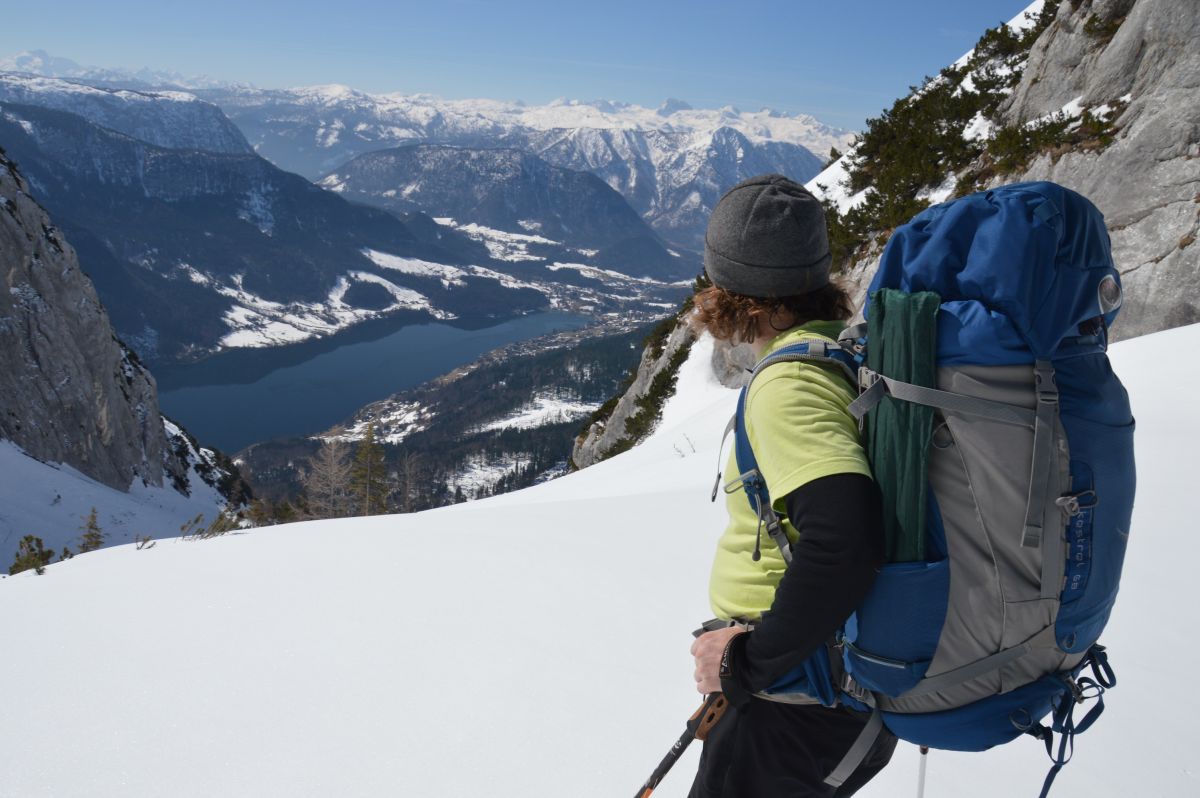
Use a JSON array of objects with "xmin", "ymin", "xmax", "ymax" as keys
[
  {"xmin": 634, "ymin": 692, "xmax": 728, "ymax": 798},
  {"xmin": 916, "ymin": 745, "xmax": 929, "ymax": 798}
]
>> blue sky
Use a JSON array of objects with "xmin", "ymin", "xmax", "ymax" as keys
[{"xmin": 4, "ymin": 0, "xmax": 1037, "ymax": 130}]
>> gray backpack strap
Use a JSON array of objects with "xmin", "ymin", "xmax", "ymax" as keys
[
  {"xmin": 848, "ymin": 370, "xmax": 1036, "ymax": 428},
  {"xmin": 1022, "ymin": 361, "xmax": 1059, "ymax": 553},
  {"xmin": 878, "ymin": 624, "xmax": 1060, "ymax": 702},
  {"xmin": 824, "ymin": 708, "xmax": 884, "ymax": 788}
]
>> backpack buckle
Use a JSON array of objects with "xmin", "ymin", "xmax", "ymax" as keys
[
  {"xmin": 858, "ymin": 367, "xmax": 881, "ymax": 393},
  {"xmin": 854, "ymin": 369, "xmax": 882, "ymax": 432},
  {"xmin": 1064, "ymin": 675, "xmax": 1086, "ymax": 704},
  {"xmin": 1034, "ymin": 362, "xmax": 1059, "ymax": 404},
  {"xmin": 840, "ymin": 671, "xmax": 876, "ymax": 708}
]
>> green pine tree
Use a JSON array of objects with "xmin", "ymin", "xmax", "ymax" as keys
[
  {"xmin": 9, "ymin": 535, "xmax": 54, "ymax": 575},
  {"xmin": 351, "ymin": 423, "xmax": 389, "ymax": 516},
  {"xmin": 78, "ymin": 507, "xmax": 105, "ymax": 553}
]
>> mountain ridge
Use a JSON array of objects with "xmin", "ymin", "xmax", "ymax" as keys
[
  {"xmin": 320, "ymin": 143, "xmax": 692, "ymax": 278},
  {"xmin": 197, "ymin": 83, "xmax": 847, "ymax": 248}
]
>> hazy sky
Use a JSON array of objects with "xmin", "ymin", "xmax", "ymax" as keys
[{"xmin": 3, "ymin": 0, "xmax": 1039, "ymax": 129}]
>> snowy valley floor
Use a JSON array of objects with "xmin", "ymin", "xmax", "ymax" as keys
[{"xmin": 0, "ymin": 324, "xmax": 1195, "ymax": 797}]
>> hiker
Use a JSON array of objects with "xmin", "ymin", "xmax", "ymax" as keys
[{"xmin": 687, "ymin": 174, "xmax": 897, "ymax": 796}]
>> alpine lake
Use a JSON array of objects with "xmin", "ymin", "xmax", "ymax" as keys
[{"xmin": 155, "ymin": 311, "xmax": 593, "ymax": 454}]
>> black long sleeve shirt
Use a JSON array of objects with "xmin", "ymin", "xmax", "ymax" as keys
[{"xmin": 719, "ymin": 472, "xmax": 884, "ymax": 706}]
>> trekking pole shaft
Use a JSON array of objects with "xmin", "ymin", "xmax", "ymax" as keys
[
  {"xmin": 635, "ymin": 693, "xmax": 728, "ymax": 798},
  {"xmin": 916, "ymin": 745, "xmax": 929, "ymax": 798},
  {"xmin": 635, "ymin": 727, "xmax": 695, "ymax": 798}
]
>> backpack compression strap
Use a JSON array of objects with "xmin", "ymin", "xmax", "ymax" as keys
[
  {"xmin": 712, "ymin": 341, "xmax": 859, "ymax": 565},
  {"xmin": 848, "ymin": 359, "xmax": 1062, "ymax": 570}
]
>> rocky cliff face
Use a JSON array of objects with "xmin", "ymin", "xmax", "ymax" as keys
[
  {"xmin": 571, "ymin": 320, "xmax": 696, "ymax": 469},
  {"xmin": 997, "ymin": 0, "xmax": 1200, "ymax": 339},
  {"xmin": 0, "ymin": 147, "xmax": 168, "ymax": 490},
  {"xmin": 811, "ymin": 0, "xmax": 1195, "ymax": 338}
]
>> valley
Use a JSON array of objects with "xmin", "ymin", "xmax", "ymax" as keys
[{"xmin": 235, "ymin": 313, "xmax": 662, "ymax": 510}]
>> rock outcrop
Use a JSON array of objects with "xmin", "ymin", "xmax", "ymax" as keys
[
  {"xmin": 571, "ymin": 320, "xmax": 696, "ymax": 469},
  {"xmin": 1, "ymin": 147, "xmax": 167, "ymax": 490},
  {"xmin": 997, "ymin": 0, "xmax": 1200, "ymax": 339}
]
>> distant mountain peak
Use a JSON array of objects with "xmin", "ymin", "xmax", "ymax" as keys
[
  {"xmin": 0, "ymin": 49, "xmax": 84, "ymax": 75},
  {"xmin": 0, "ymin": 48, "xmax": 236, "ymax": 90},
  {"xmin": 656, "ymin": 97, "xmax": 692, "ymax": 116},
  {"xmin": 290, "ymin": 83, "xmax": 363, "ymax": 102}
]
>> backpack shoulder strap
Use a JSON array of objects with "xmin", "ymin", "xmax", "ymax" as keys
[
  {"xmin": 714, "ymin": 340, "xmax": 860, "ymax": 564},
  {"xmin": 749, "ymin": 340, "xmax": 859, "ymax": 389}
]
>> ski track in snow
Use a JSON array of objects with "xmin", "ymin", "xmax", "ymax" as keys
[{"xmin": 0, "ymin": 322, "xmax": 1194, "ymax": 797}]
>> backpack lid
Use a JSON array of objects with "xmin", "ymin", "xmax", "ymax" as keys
[{"xmin": 869, "ymin": 182, "xmax": 1121, "ymax": 361}]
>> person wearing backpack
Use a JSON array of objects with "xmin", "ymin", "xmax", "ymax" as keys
[
  {"xmin": 685, "ymin": 174, "xmax": 1133, "ymax": 798},
  {"xmin": 687, "ymin": 174, "xmax": 897, "ymax": 797}
]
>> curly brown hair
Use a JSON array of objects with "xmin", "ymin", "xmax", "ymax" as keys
[{"xmin": 691, "ymin": 281, "xmax": 856, "ymax": 343}]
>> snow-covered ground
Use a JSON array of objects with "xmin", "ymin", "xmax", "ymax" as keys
[
  {"xmin": 362, "ymin": 247, "xmax": 470, "ymax": 287},
  {"xmin": 325, "ymin": 400, "xmax": 433, "ymax": 446},
  {"xmin": 214, "ymin": 269, "xmax": 455, "ymax": 349},
  {"xmin": 0, "ymin": 322, "xmax": 1193, "ymax": 797},
  {"xmin": 445, "ymin": 454, "xmax": 527, "ymax": 498},
  {"xmin": 432, "ymin": 218, "xmax": 562, "ymax": 263},
  {"xmin": 475, "ymin": 393, "xmax": 601, "ymax": 433},
  {"xmin": 0, "ymin": 437, "xmax": 226, "ymax": 567}
]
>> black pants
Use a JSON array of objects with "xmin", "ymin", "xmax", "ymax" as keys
[{"xmin": 688, "ymin": 699, "xmax": 897, "ymax": 798}]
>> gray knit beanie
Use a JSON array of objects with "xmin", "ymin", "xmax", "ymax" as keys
[{"xmin": 703, "ymin": 174, "xmax": 832, "ymax": 297}]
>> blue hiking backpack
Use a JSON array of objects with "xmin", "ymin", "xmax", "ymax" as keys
[{"xmin": 724, "ymin": 182, "xmax": 1135, "ymax": 796}]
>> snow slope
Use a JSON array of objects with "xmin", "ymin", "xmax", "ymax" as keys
[
  {"xmin": 0, "ymin": 437, "xmax": 227, "ymax": 567},
  {"xmin": 0, "ymin": 323, "xmax": 1193, "ymax": 797}
]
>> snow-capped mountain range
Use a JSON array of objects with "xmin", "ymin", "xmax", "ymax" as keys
[
  {"xmin": 0, "ymin": 50, "xmax": 854, "ymax": 249},
  {"xmin": 2, "ymin": 48, "xmax": 853, "ymax": 249},
  {"xmin": 0, "ymin": 84, "xmax": 690, "ymax": 363},
  {"xmin": 0, "ymin": 72, "xmax": 252, "ymax": 154},
  {"xmin": 204, "ymin": 84, "xmax": 851, "ymax": 247},
  {"xmin": 0, "ymin": 49, "xmax": 235, "ymax": 91}
]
